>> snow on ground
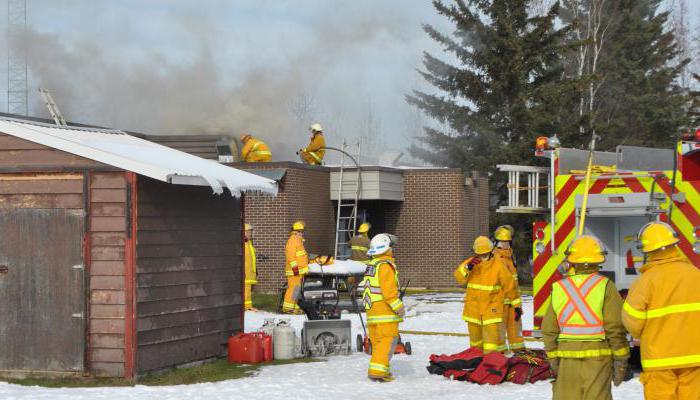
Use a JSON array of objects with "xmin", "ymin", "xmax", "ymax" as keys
[{"xmin": 0, "ymin": 294, "xmax": 644, "ymax": 400}]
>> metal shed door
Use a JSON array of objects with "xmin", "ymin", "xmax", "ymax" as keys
[{"xmin": 0, "ymin": 209, "xmax": 85, "ymax": 372}]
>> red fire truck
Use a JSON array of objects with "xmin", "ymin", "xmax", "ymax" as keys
[{"xmin": 498, "ymin": 132, "xmax": 700, "ymax": 333}]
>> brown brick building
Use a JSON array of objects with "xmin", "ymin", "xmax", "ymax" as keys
[{"xmin": 238, "ymin": 162, "xmax": 489, "ymax": 292}]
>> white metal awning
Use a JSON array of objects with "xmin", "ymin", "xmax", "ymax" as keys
[{"xmin": 0, "ymin": 117, "xmax": 277, "ymax": 197}]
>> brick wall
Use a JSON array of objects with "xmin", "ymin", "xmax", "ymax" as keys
[{"xmin": 241, "ymin": 163, "xmax": 334, "ymax": 293}]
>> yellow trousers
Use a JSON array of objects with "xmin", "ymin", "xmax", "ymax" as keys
[
  {"xmin": 244, "ymin": 284, "xmax": 254, "ymax": 310},
  {"xmin": 299, "ymin": 152, "xmax": 321, "ymax": 165},
  {"xmin": 504, "ymin": 304, "xmax": 524, "ymax": 351},
  {"xmin": 283, "ymin": 276, "xmax": 302, "ymax": 312},
  {"xmin": 641, "ymin": 367, "xmax": 700, "ymax": 400},
  {"xmin": 552, "ymin": 357, "xmax": 612, "ymax": 400},
  {"xmin": 368, "ymin": 322, "xmax": 399, "ymax": 378},
  {"xmin": 467, "ymin": 322, "xmax": 504, "ymax": 353}
]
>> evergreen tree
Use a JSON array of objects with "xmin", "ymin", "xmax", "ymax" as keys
[{"xmin": 407, "ymin": 0, "xmax": 567, "ymax": 172}]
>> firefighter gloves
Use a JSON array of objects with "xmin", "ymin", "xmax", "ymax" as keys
[{"xmin": 612, "ymin": 360, "xmax": 627, "ymax": 387}]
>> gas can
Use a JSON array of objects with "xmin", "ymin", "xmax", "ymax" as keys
[
  {"xmin": 273, "ymin": 320, "xmax": 297, "ymax": 360},
  {"xmin": 261, "ymin": 333, "xmax": 273, "ymax": 362},
  {"xmin": 228, "ymin": 333, "xmax": 265, "ymax": 364}
]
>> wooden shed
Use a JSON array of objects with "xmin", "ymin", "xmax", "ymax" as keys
[{"xmin": 0, "ymin": 117, "xmax": 277, "ymax": 379}]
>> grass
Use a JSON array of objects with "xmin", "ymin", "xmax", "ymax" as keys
[
  {"xmin": 251, "ymin": 292, "xmax": 281, "ymax": 312},
  {"xmin": 7, "ymin": 358, "xmax": 320, "ymax": 388}
]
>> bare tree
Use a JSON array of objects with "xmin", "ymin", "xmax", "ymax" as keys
[
  {"xmin": 564, "ymin": 0, "xmax": 615, "ymax": 137},
  {"xmin": 668, "ymin": 0, "xmax": 692, "ymax": 89}
]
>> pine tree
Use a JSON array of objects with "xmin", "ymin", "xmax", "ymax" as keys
[{"xmin": 407, "ymin": 0, "xmax": 567, "ymax": 172}]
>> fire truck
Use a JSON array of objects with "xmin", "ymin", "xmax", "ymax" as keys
[{"xmin": 498, "ymin": 132, "xmax": 700, "ymax": 333}]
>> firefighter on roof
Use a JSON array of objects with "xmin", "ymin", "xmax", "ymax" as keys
[
  {"xmin": 454, "ymin": 236, "xmax": 516, "ymax": 353},
  {"xmin": 283, "ymin": 221, "xmax": 308, "ymax": 314},
  {"xmin": 360, "ymin": 233, "xmax": 404, "ymax": 382},
  {"xmin": 493, "ymin": 225, "xmax": 524, "ymax": 353},
  {"xmin": 622, "ymin": 221, "xmax": 700, "ymax": 399},
  {"xmin": 240, "ymin": 134, "xmax": 272, "ymax": 162},
  {"xmin": 243, "ymin": 223, "xmax": 258, "ymax": 310},
  {"xmin": 543, "ymin": 235, "xmax": 629, "ymax": 400},
  {"xmin": 298, "ymin": 123, "xmax": 326, "ymax": 165}
]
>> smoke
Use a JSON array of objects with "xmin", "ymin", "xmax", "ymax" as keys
[{"xmin": 10, "ymin": 1, "xmax": 446, "ymax": 162}]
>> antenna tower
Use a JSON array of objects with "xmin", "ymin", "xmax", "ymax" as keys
[{"xmin": 7, "ymin": 0, "xmax": 27, "ymax": 115}]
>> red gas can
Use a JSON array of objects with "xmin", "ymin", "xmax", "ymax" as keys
[
  {"xmin": 260, "ymin": 333, "xmax": 273, "ymax": 362},
  {"xmin": 228, "ymin": 333, "xmax": 266, "ymax": 364}
]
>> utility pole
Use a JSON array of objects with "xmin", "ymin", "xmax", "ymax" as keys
[{"xmin": 7, "ymin": 0, "xmax": 28, "ymax": 115}]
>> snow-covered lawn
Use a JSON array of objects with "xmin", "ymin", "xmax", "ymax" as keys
[{"xmin": 0, "ymin": 293, "xmax": 644, "ymax": 400}]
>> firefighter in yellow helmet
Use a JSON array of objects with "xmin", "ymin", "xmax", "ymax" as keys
[
  {"xmin": 283, "ymin": 221, "xmax": 309, "ymax": 314},
  {"xmin": 240, "ymin": 134, "xmax": 272, "ymax": 162},
  {"xmin": 542, "ymin": 235, "xmax": 629, "ymax": 400},
  {"xmin": 360, "ymin": 233, "xmax": 404, "ymax": 382},
  {"xmin": 622, "ymin": 221, "xmax": 700, "ymax": 399},
  {"xmin": 298, "ymin": 123, "xmax": 326, "ymax": 165},
  {"xmin": 243, "ymin": 223, "xmax": 258, "ymax": 311},
  {"xmin": 454, "ymin": 236, "xmax": 516, "ymax": 353},
  {"xmin": 493, "ymin": 225, "xmax": 524, "ymax": 353}
]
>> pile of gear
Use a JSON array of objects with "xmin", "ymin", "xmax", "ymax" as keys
[{"xmin": 427, "ymin": 348, "xmax": 554, "ymax": 385}]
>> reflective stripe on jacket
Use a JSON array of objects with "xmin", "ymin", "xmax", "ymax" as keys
[
  {"xmin": 360, "ymin": 256, "xmax": 404, "ymax": 325},
  {"xmin": 622, "ymin": 248, "xmax": 700, "ymax": 370},
  {"xmin": 244, "ymin": 239, "xmax": 257, "ymax": 284},
  {"xmin": 285, "ymin": 234, "xmax": 308, "ymax": 277},
  {"xmin": 552, "ymin": 273, "xmax": 607, "ymax": 340}
]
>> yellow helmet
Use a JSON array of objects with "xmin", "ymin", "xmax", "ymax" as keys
[
  {"xmin": 638, "ymin": 221, "xmax": 679, "ymax": 253},
  {"xmin": 292, "ymin": 220, "xmax": 306, "ymax": 231},
  {"xmin": 244, "ymin": 223, "xmax": 253, "ymax": 231},
  {"xmin": 358, "ymin": 222, "xmax": 371, "ymax": 234},
  {"xmin": 566, "ymin": 235, "xmax": 607, "ymax": 265},
  {"xmin": 310, "ymin": 123, "xmax": 323, "ymax": 133},
  {"xmin": 473, "ymin": 236, "xmax": 494, "ymax": 255},
  {"xmin": 494, "ymin": 225, "xmax": 514, "ymax": 241},
  {"xmin": 239, "ymin": 134, "xmax": 252, "ymax": 142}
]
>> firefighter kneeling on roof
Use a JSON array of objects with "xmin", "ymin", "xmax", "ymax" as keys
[
  {"xmin": 454, "ymin": 236, "xmax": 516, "ymax": 353},
  {"xmin": 543, "ymin": 235, "xmax": 629, "ymax": 400},
  {"xmin": 360, "ymin": 233, "xmax": 404, "ymax": 382},
  {"xmin": 622, "ymin": 221, "xmax": 700, "ymax": 400}
]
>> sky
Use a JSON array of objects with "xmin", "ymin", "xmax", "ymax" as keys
[
  {"xmin": 0, "ymin": 1, "xmax": 698, "ymax": 163},
  {"xmin": 0, "ymin": 0, "xmax": 454, "ymax": 163}
]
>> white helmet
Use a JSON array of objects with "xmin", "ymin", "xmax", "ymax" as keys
[
  {"xmin": 367, "ymin": 233, "xmax": 396, "ymax": 256},
  {"xmin": 310, "ymin": 123, "xmax": 323, "ymax": 133}
]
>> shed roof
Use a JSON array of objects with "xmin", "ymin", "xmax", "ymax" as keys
[{"xmin": 0, "ymin": 117, "xmax": 277, "ymax": 197}]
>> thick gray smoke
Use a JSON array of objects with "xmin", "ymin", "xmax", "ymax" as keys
[{"xmin": 10, "ymin": 1, "xmax": 444, "ymax": 162}]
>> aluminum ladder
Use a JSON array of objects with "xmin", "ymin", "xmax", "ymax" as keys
[
  {"xmin": 334, "ymin": 139, "xmax": 362, "ymax": 259},
  {"xmin": 39, "ymin": 87, "xmax": 67, "ymax": 126}
]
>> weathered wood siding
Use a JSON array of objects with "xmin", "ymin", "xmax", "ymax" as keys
[
  {"xmin": 135, "ymin": 177, "xmax": 242, "ymax": 373},
  {"xmin": 0, "ymin": 133, "xmax": 105, "ymax": 170},
  {"xmin": 88, "ymin": 172, "xmax": 130, "ymax": 378}
]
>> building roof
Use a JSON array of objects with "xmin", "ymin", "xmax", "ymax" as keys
[{"xmin": 0, "ymin": 117, "xmax": 277, "ymax": 197}]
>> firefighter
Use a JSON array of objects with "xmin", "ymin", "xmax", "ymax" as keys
[
  {"xmin": 240, "ymin": 134, "xmax": 272, "ymax": 162},
  {"xmin": 243, "ymin": 223, "xmax": 258, "ymax": 311},
  {"xmin": 298, "ymin": 123, "xmax": 326, "ymax": 165},
  {"xmin": 493, "ymin": 225, "xmax": 524, "ymax": 353},
  {"xmin": 283, "ymin": 220, "xmax": 309, "ymax": 314},
  {"xmin": 622, "ymin": 221, "xmax": 700, "ymax": 399},
  {"xmin": 454, "ymin": 236, "xmax": 516, "ymax": 353},
  {"xmin": 349, "ymin": 222, "xmax": 371, "ymax": 264},
  {"xmin": 360, "ymin": 233, "xmax": 404, "ymax": 382},
  {"xmin": 543, "ymin": 235, "xmax": 629, "ymax": 400}
]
